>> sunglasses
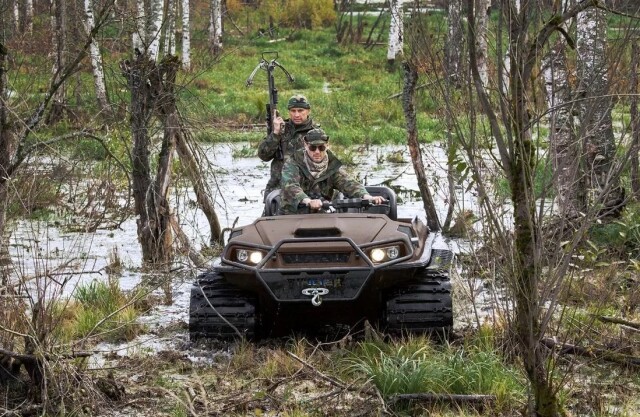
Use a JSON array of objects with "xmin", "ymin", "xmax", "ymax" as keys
[{"xmin": 308, "ymin": 144, "xmax": 326, "ymax": 152}]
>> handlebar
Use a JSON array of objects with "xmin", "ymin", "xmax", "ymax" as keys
[{"xmin": 296, "ymin": 197, "xmax": 389, "ymax": 214}]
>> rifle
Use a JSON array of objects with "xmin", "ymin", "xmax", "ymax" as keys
[{"xmin": 246, "ymin": 51, "xmax": 294, "ymax": 159}]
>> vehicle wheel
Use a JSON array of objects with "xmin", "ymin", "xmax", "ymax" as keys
[
  {"xmin": 383, "ymin": 269, "xmax": 453, "ymax": 335},
  {"xmin": 189, "ymin": 271, "xmax": 258, "ymax": 341}
]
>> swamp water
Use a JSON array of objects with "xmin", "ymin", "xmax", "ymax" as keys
[{"xmin": 7, "ymin": 142, "xmax": 487, "ymax": 363}]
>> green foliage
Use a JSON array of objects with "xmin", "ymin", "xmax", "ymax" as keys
[
  {"xmin": 69, "ymin": 278, "xmax": 145, "ymax": 343},
  {"xmin": 71, "ymin": 138, "xmax": 109, "ymax": 161},
  {"xmin": 587, "ymin": 203, "xmax": 640, "ymax": 259},
  {"xmin": 344, "ymin": 333, "xmax": 526, "ymax": 413},
  {"xmin": 262, "ymin": 0, "xmax": 337, "ymax": 29},
  {"xmin": 232, "ymin": 143, "xmax": 258, "ymax": 158}
]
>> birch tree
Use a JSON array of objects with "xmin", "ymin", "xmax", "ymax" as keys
[
  {"xmin": 402, "ymin": 62, "xmax": 440, "ymax": 232},
  {"xmin": 631, "ymin": 42, "xmax": 639, "ymax": 199},
  {"xmin": 121, "ymin": 54, "xmax": 220, "ymax": 268},
  {"xmin": 442, "ymin": 0, "xmax": 465, "ymax": 230},
  {"xmin": 209, "ymin": 0, "xmax": 222, "ymax": 54},
  {"xmin": 164, "ymin": 0, "xmax": 176, "ymax": 56},
  {"xmin": 147, "ymin": 0, "xmax": 164, "ymax": 61},
  {"xmin": 475, "ymin": 0, "xmax": 490, "ymax": 88},
  {"xmin": 463, "ymin": 1, "xmax": 627, "ymax": 415},
  {"xmin": 47, "ymin": 0, "xmax": 68, "ymax": 125},
  {"xmin": 0, "ymin": 0, "xmax": 116, "ymax": 269},
  {"xmin": 386, "ymin": 0, "xmax": 403, "ymax": 63},
  {"xmin": 576, "ymin": 6, "xmax": 624, "ymax": 216},
  {"xmin": 84, "ymin": 0, "xmax": 112, "ymax": 118},
  {"xmin": 19, "ymin": 0, "xmax": 34, "ymax": 33},
  {"xmin": 133, "ymin": 0, "xmax": 145, "ymax": 53},
  {"xmin": 445, "ymin": 0, "xmax": 464, "ymax": 86},
  {"xmin": 542, "ymin": 14, "xmax": 585, "ymax": 219},
  {"xmin": 12, "ymin": 0, "xmax": 19, "ymax": 32},
  {"xmin": 181, "ymin": 0, "xmax": 191, "ymax": 70}
]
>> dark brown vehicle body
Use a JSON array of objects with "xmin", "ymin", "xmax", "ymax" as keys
[{"xmin": 189, "ymin": 186, "xmax": 453, "ymax": 340}]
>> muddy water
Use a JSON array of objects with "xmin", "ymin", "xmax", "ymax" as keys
[{"xmin": 8, "ymin": 142, "xmax": 481, "ymax": 363}]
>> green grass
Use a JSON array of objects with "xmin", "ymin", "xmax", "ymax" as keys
[
  {"xmin": 66, "ymin": 278, "xmax": 145, "ymax": 343},
  {"xmin": 344, "ymin": 333, "xmax": 526, "ymax": 413}
]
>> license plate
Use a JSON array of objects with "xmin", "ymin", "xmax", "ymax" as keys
[{"xmin": 304, "ymin": 276, "xmax": 343, "ymax": 288}]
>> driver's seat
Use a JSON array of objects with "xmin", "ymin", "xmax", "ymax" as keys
[{"xmin": 264, "ymin": 189, "xmax": 282, "ymax": 216}]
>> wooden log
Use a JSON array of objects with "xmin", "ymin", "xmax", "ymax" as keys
[
  {"xmin": 388, "ymin": 393, "xmax": 497, "ymax": 405},
  {"xmin": 540, "ymin": 337, "xmax": 640, "ymax": 367}
]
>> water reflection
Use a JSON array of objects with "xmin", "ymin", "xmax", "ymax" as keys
[{"xmin": 8, "ymin": 142, "xmax": 476, "ymax": 294}]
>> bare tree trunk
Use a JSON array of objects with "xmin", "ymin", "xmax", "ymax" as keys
[
  {"xmin": 121, "ymin": 54, "xmax": 157, "ymax": 264},
  {"xmin": 148, "ymin": 0, "xmax": 164, "ymax": 61},
  {"xmin": 543, "ymin": 38, "xmax": 584, "ymax": 217},
  {"xmin": 631, "ymin": 41, "xmax": 639, "ymax": 200},
  {"xmin": 174, "ymin": 136, "xmax": 222, "ymax": 247},
  {"xmin": 163, "ymin": 0, "xmax": 176, "ymax": 56},
  {"xmin": 576, "ymin": 6, "xmax": 624, "ymax": 217},
  {"xmin": 475, "ymin": 0, "xmax": 490, "ymax": 88},
  {"xmin": 154, "ymin": 56, "xmax": 222, "ymax": 252},
  {"xmin": 181, "ymin": 0, "xmax": 191, "ymax": 71},
  {"xmin": 402, "ymin": 62, "xmax": 440, "ymax": 232},
  {"xmin": 209, "ymin": 0, "xmax": 222, "ymax": 55},
  {"xmin": 19, "ymin": 0, "xmax": 34, "ymax": 33},
  {"xmin": 443, "ymin": 0, "xmax": 464, "ymax": 231},
  {"xmin": 445, "ymin": 0, "xmax": 464, "ymax": 87},
  {"xmin": 0, "ymin": 40, "xmax": 12, "ymax": 271},
  {"xmin": 386, "ymin": 0, "xmax": 403, "ymax": 64},
  {"xmin": 47, "ymin": 0, "xmax": 67, "ymax": 126},
  {"xmin": 122, "ymin": 54, "xmax": 221, "ymax": 267},
  {"xmin": 84, "ymin": 0, "xmax": 112, "ymax": 119},
  {"xmin": 468, "ymin": 0, "xmax": 562, "ymax": 414},
  {"xmin": 133, "ymin": 0, "xmax": 145, "ymax": 53}
]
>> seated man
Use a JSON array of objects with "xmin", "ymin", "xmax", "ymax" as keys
[{"xmin": 280, "ymin": 128, "xmax": 384, "ymax": 214}]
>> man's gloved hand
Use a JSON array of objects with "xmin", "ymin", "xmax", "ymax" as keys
[
  {"xmin": 363, "ymin": 194, "xmax": 384, "ymax": 205},
  {"xmin": 301, "ymin": 197, "xmax": 323, "ymax": 211}
]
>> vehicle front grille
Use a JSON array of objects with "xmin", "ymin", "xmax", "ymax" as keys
[{"xmin": 282, "ymin": 252, "xmax": 351, "ymax": 264}]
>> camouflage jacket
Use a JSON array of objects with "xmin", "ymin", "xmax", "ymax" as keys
[
  {"xmin": 258, "ymin": 117, "xmax": 317, "ymax": 197},
  {"xmin": 280, "ymin": 149, "xmax": 368, "ymax": 214}
]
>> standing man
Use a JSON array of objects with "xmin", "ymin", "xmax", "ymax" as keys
[
  {"xmin": 258, "ymin": 94, "xmax": 319, "ymax": 199},
  {"xmin": 280, "ymin": 128, "xmax": 384, "ymax": 214}
]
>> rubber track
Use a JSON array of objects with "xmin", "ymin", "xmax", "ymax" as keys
[
  {"xmin": 189, "ymin": 272, "xmax": 257, "ymax": 341},
  {"xmin": 384, "ymin": 270, "xmax": 453, "ymax": 334}
]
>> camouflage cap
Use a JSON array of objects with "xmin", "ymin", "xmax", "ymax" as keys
[
  {"xmin": 287, "ymin": 94, "xmax": 311, "ymax": 109},
  {"xmin": 304, "ymin": 128, "xmax": 329, "ymax": 145}
]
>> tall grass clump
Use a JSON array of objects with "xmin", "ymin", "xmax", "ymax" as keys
[
  {"xmin": 67, "ymin": 278, "xmax": 145, "ymax": 343},
  {"xmin": 343, "ymin": 332, "xmax": 526, "ymax": 413}
]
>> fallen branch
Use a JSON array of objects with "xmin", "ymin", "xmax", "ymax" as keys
[
  {"xmin": 287, "ymin": 352, "xmax": 347, "ymax": 390},
  {"xmin": 595, "ymin": 315, "xmax": 640, "ymax": 330},
  {"xmin": 170, "ymin": 215, "xmax": 207, "ymax": 268},
  {"xmin": 387, "ymin": 393, "xmax": 497, "ymax": 406},
  {"xmin": 388, "ymin": 80, "xmax": 437, "ymax": 99},
  {"xmin": 541, "ymin": 337, "xmax": 640, "ymax": 367},
  {"xmin": 0, "ymin": 404, "xmax": 44, "ymax": 417},
  {"xmin": 0, "ymin": 347, "xmax": 92, "ymax": 361}
]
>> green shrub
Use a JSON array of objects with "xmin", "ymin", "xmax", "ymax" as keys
[
  {"xmin": 344, "ymin": 333, "xmax": 525, "ymax": 413},
  {"xmin": 588, "ymin": 202, "xmax": 640, "ymax": 258},
  {"xmin": 71, "ymin": 278, "xmax": 145, "ymax": 343}
]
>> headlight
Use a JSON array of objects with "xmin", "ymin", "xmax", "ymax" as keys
[
  {"xmin": 249, "ymin": 251, "xmax": 263, "ymax": 264},
  {"xmin": 235, "ymin": 249, "xmax": 264, "ymax": 265},
  {"xmin": 369, "ymin": 245, "xmax": 401, "ymax": 263},
  {"xmin": 237, "ymin": 249, "xmax": 249, "ymax": 262},
  {"xmin": 370, "ymin": 248, "xmax": 386, "ymax": 262}
]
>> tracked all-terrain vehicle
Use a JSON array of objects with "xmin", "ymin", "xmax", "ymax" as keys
[{"xmin": 189, "ymin": 186, "xmax": 453, "ymax": 341}]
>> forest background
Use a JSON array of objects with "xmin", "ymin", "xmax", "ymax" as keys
[{"xmin": 0, "ymin": 0, "xmax": 639, "ymax": 416}]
